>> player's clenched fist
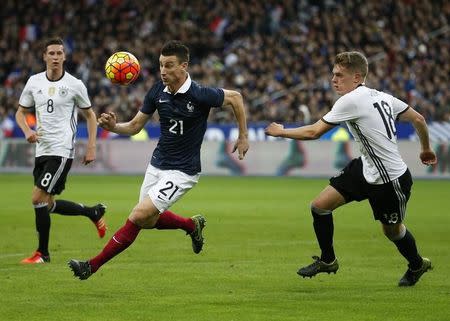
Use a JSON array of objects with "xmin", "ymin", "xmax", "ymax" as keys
[{"xmin": 98, "ymin": 112, "xmax": 117, "ymax": 131}]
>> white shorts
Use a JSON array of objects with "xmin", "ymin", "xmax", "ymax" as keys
[{"xmin": 139, "ymin": 164, "xmax": 200, "ymax": 213}]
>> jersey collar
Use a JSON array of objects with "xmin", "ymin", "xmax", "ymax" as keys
[
  {"xmin": 46, "ymin": 70, "xmax": 65, "ymax": 82},
  {"xmin": 163, "ymin": 73, "xmax": 192, "ymax": 95}
]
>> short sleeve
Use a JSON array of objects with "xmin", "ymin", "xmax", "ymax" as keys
[
  {"xmin": 74, "ymin": 80, "xmax": 91, "ymax": 108},
  {"xmin": 140, "ymin": 85, "xmax": 158, "ymax": 115},
  {"xmin": 391, "ymin": 96, "xmax": 409, "ymax": 118},
  {"xmin": 196, "ymin": 87, "xmax": 224, "ymax": 108},
  {"xmin": 322, "ymin": 95, "xmax": 358, "ymax": 125},
  {"xmin": 18, "ymin": 78, "xmax": 35, "ymax": 108}
]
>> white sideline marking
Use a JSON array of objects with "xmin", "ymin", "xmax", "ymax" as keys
[
  {"xmin": 0, "ymin": 253, "xmax": 26, "ymax": 258},
  {"xmin": 0, "ymin": 249, "xmax": 88, "ymax": 260}
]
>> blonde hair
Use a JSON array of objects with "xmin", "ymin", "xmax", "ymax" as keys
[{"xmin": 335, "ymin": 51, "xmax": 368, "ymax": 80}]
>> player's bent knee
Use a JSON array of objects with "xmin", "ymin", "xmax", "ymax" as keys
[
  {"xmin": 129, "ymin": 209, "xmax": 159, "ymax": 229},
  {"xmin": 31, "ymin": 197, "xmax": 43, "ymax": 206},
  {"xmin": 310, "ymin": 204, "xmax": 332, "ymax": 216},
  {"xmin": 382, "ymin": 223, "xmax": 406, "ymax": 241},
  {"xmin": 31, "ymin": 186, "xmax": 53, "ymax": 205},
  {"xmin": 31, "ymin": 192, "xmax": 49, "ymax": 206},
  {"xmin": 129, "ymin": 199, "xmax": 160, "ymax": 229}
]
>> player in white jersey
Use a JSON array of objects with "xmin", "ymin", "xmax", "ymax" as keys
[
  {"xmin": 265, "ymin": 51, "xmax": 436, "ymax": 286},
  {"xmin": 15, "ymin": 37, "xmax": 107, "ymax": 264}
]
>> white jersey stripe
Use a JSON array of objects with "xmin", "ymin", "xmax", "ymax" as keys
[
  {"xmin": 47, "ymin": 157, "xmax": 67, "ymax": 193},
  {"xmin": 352, "ymin": 123, "xmax": 390, "ymax": 183}
]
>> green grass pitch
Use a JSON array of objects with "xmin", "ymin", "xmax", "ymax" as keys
[{"xmin": 1, "ymin": 174, "xmax": 449, "ymax": 321}]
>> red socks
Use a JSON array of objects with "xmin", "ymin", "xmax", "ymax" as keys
[
  {"xmin": 89, "ymin": 212, "xmax": 194, "ymax": 273},
  {"xmin": 89, "ymin": 219, "xmax": 141, "ymax": 273},
  {"xmin": 155, "ymin": 210, "xmax": 195, "ymax": 233}
]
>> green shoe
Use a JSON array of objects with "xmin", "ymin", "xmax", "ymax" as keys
[
  {"xmin": 297, "ymin": 256, "xmax": 339, "ymax": 278},
  {"xmin": 189, "ymin": 215, "xmax": 206, "ymax": 254}
]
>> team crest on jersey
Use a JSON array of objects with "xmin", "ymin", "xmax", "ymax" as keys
[
  {"xmin": 59, "ymin": 87, "xmax": 69, "ymax": 97},
  {"xmin": 48, "ymin": 87, "xmax": 56, "ymax": 96},
  {"xmin": 186, "ymin": 101, "xmax": 194, "ymax": 112}
]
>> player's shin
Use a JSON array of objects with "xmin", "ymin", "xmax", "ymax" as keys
[
  {"xmin": 51, "ymin": 199, "xmax": 96, "ymax": 219},
  {"xmin": 89, "ymin": 219, "xmax": 141, "ymax": 272},
  {"xmin": 389, "ymin": 226, "xmax": 423, "ymax": 270},
  {"xmin": 311, "ymin": 205, "xmax": 335, "ymax": 264},
  {"xmin": 34, "ymin": 202, "xmax": 51, "ymax": 255},
  {"xmin": 155, "ymin": 210, "xmax": 195, "ymax": 233}
]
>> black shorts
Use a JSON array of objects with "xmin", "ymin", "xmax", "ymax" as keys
[
  {"xmin": 33, "ymin": 156, "xmax": 73, "ymax": 195},
  {"xmin": 329, "ymin": 158, "xmax": 413, "ymax": 225}
]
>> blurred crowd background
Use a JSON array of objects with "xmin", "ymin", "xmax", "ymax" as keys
[{"xmin": 1, "ymin": 0, "xmax": 449, "ymax": 136}]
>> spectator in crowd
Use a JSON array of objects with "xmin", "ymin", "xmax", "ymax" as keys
[{"xmin": 1, "ymin": 0, "xmax": 449, "ymax": 126}]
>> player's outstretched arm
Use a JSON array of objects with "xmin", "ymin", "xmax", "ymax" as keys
[
  {"xmin": 265, "ymin": 119, "xmax": 334, "ymax": 140},
  {"xmin": 398, "ymin": 107, "xmax": 437, "ymax": 165},
  {"xmin": 80, "ymin": 107, "xmax": 97, "ymax": 165},
  {"xmin": 98, "ymin": 111, "xmax": 150, "ymax": 136},
  {"xmin": 15, "ymin": 106, "xmax": 38, "ymax": 143},
  {"xmin": 222, "ymin": 89, "xmax": 249, "ymax": 160}
]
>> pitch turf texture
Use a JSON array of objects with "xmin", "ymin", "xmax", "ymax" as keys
[{"xmin": 1, "ymin": 174, "xmax": 449, "ymax": 321}]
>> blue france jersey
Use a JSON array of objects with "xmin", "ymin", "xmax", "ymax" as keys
[{"xmin": 141, "ymin": 77, "xmax": 224, "ymax": 175}]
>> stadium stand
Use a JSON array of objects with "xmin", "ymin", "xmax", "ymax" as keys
[{"xmin": 1, "ymin": 0, "xmax": 449, "ymax": 133}]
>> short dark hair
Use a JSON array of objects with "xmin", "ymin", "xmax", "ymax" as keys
[
  {"xmin": 161, "ymin": 40, "xmax": 189, "ymax": 63},
  {"xmin": 335, "ymin": 51, "xmax": 368, "ymax": 79},
  {"xmin": 44, "ymin": 37, "xmax": 64, "ymax": 53}
]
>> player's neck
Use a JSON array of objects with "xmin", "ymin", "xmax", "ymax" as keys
[
  {"xmin": 167, "ymin": 85, "xmax": 179, "ymax": 94},
  {"xmin": 168, "ymin": 74, "xmax": 187, "ymax": 94},
  {"xmin": 46, "ymin": 69, "xmax": 64, "ymax": 81}
]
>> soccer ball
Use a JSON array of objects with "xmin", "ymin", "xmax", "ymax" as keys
[{"xmin": 105, "ymin": 51, "xmax": 140, "ymax": 85}]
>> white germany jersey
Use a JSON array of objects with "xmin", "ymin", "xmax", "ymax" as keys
[
  {"xmin": 19, "ymin": 71, "xmax": 91, "ymax": 158},
  {"xmin": 322, "ymin": 85, "xmax": 409, "ymax": 184}
]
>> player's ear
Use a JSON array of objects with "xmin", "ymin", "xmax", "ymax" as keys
[{"xmin": 354, "ymin": 72, "xmax": 362, "ymax": 84}]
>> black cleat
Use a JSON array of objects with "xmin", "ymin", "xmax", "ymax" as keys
[
  {"xmin": 398, "ymin": 257, "xmax": 432, "ymax": 287},
  {"xmin": 189, "ymin": 215, "xmax": 206, "ymax": 254},
  {"xmin": 297, "ymin": 256, "xmax": 339, "ymax": 278},
  {"xmin": 91, "ymin": 204, "xmax": 107, "ymax": 238},
  {"xmin": 68, "ymin": 259, "xmax": 93, "ymax": 280},
  {"xmin": 93, "ymin": 203, "xmax": 107, "ymax": 219}
]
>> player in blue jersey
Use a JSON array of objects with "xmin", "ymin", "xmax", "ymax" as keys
[{"xmin": 69, "ymin": 40, "xmax": 249, "ymax": 280}]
